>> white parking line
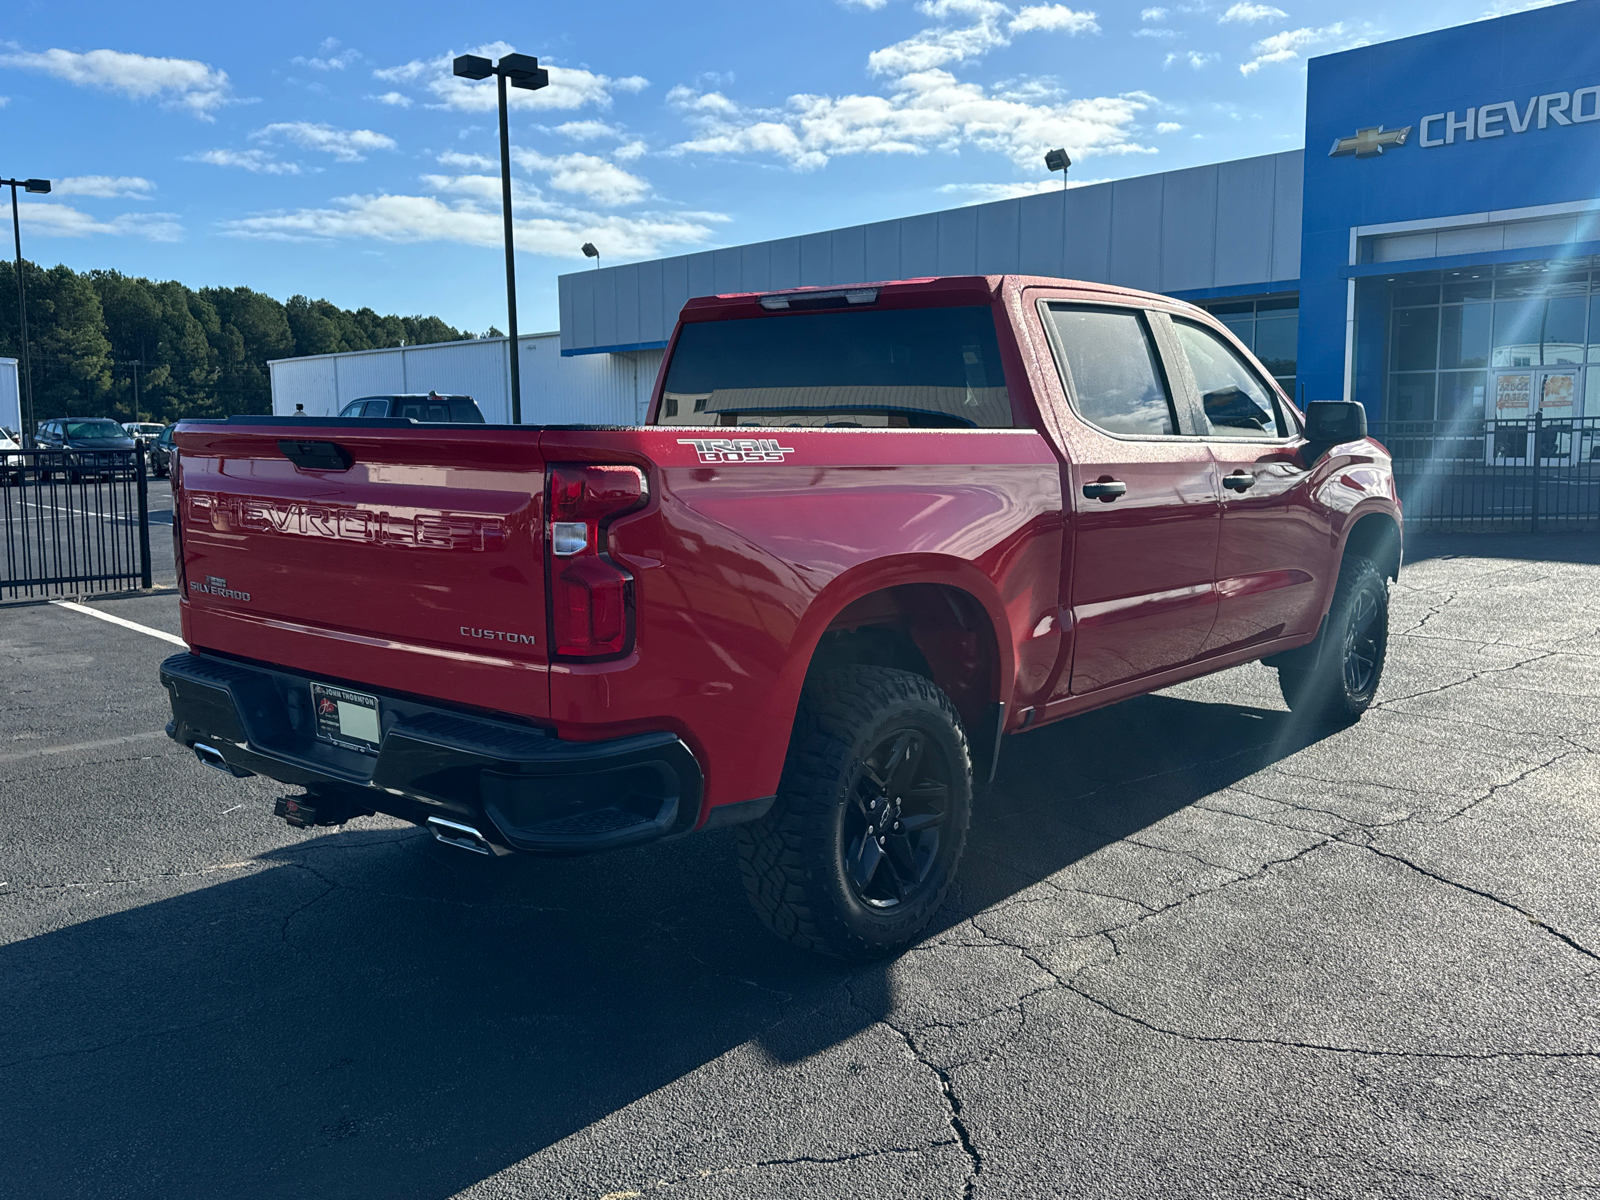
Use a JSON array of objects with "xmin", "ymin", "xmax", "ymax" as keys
[
  {"xmin": 0, "ymin": 731, "xmax": 170, "ymax": 764},
  {"xmin": 51, "ymin": 600, "xmax": 186, "ymax": 647}
]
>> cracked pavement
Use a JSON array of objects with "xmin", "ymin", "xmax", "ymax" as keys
[{"xmin": 3, "ymin": 532, "xmax": 1599, "ymax": 1198}]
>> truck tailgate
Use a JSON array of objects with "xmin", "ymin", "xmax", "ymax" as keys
[{"xmin": 174, "ymin": 422, "xmax": 551, "ymax": 721}]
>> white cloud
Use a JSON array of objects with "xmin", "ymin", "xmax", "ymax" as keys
[
  {"xmin": 186, "ymin": 148, "xmax": 302, "ymax": 175},
  {"xmin": 554, "ymin": 119, "xmax": 623, "ymax": 141},
  {"xmin": 436, "ymin": 150, "xmax": 496, "ymax": 171},
  {"xmin": 1155, "ymin": 121, "xmax": 1183, "ymax": 133},
  {"xmin": 372, "ymin": 91, "xmax": 412, "ymax": 107},
  {"xmin": 219, "ymin": 185, "xmax": 721, "ymax": 261},
  {"xmin": 373, "ymin": 43, "xmax": 647, "ymax": 113},
  {"xmin": 53, "ymin": 175, "xmax": 157, "ymax": 198},
  {"xmin": 293, "ymin": 37, "xmax": 362, "ymax": 70},
  {"xmin": 939, "ymin": 179, "xmax": 1068, "ymax": 201},
  {"xmin": 510, "ymin": 148, "xmax": 650, "ymax": 205},
  {"xmin": 3, "ymin": 198, "xmax": 182, "ymax": 241},
  {"xmin": 1009, "ymin": 5, "xmax": 1100, "ymax": 34},
  {"xmin": 614, "ymin": 139, "xmax": 647, "ymax": 161},
  {"xmin": 1220, "ymin": 3, "xmax": 1289, "ymax": 21},
  {"xmin": 1134, "ymin": 27, "xmax": 1179, "ymax": 37},
  {"xmin": 1239, "ymin": 23, "xmax": 1356, "ymax": 74},
  {"xmin": 1479, "ymin": 0, "xmax": 1563, "ymax": 13},
  {"xmin": 840, "ymin": 0, "xmax": 889, "ymax": 8},
  {"xmin": 252, "ymin": 121, "xmax": 397, "ymax": 162},
  {"xmin": 1141, "ymin": 6, "xmax": 1168, "ymax": 18},
  {"xmin": 672, "ymin": 5, "xmax": 1151, "ymax": 173},
  {"xmin": 0, "ymin": 47, "xmax": 233, "ymax": 118},
  {"xmin": 1166, "ymin": 49, "xmax": 1220, "ymax": 68}
]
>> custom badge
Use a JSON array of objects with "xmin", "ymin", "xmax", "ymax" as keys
[{"xmin": 676, "ymin": 437, "xmax": 795, "ymax": 464}]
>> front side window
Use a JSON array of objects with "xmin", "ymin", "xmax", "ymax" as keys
[
  {"xmin": 339, "ymin": 401, "xmax": 366, "ymax": 417},
  {"xmin": 1044, "ymin": 305, "xmax": 1178, "ymax": 437},
  {"xmin": 1173, "ymin": 319, "xmax": 1285, "ymax": 439},
  {"xmin": 656, "ymin": 305, "xmax": 1013, "ymax": 428}
]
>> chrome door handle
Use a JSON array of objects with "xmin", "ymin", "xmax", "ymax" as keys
[
  {"xmin": 1222, "ymin": 471, "xmax": 1256, "ymax": 492},
  {"xmin": 1082, "ymin": 479, "xmax": 1127, "ymax": 501}
]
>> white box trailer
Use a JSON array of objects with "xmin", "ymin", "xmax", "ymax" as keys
[
  {"xmin": 268, "ymin": 332, "xmax": 663, "ymax": 425},
  {"xmin": 0, "ymin": 357, "xmax": 19, "ymax": 435}
]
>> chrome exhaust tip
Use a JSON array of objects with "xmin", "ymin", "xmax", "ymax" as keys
[
  {"xmin": 427, "ymin": 816, "xmax": 510, "ymax": 857},
  {"xmin": 194, "ymin": 742, "xmax": 253, "ymax": 777}
]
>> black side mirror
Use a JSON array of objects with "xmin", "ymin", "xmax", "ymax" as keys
[{"xmin": 1303, "ymin": 400, "xmax": 1366, "ymax": 457}]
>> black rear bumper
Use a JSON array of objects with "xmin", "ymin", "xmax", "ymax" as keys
[{"xmin": 160, "ymin": 652, "xmax": 702, "ymax": 853}]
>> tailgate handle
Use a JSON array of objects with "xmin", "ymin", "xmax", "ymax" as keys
[{"xmin": 278, "ymin": 440, "xmax": 353, "ymax": 472}]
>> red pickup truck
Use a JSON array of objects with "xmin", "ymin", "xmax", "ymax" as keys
[{"xmin": 161, "ymin": 275, "xmax": 1399, "ymax": 958}]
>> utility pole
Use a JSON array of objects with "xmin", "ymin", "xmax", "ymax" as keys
[
  {"xmin": 4, "ymin": 176, "xmax": 50, "ymax": 446},
  {"xmin": 453, "ymin": 52, "xmax": 549, "ymax": 425}
]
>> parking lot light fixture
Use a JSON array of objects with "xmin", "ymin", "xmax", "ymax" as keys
[
  {"xmin": 1044, "ymin": 148, "xmax": 1071, "ymax": 188},
  {"xmin": 582, "ymin": 242, "xmax": 600, "ymax": 269},
  {"xmin": 3, "ymin": 174, "xmax": 48, "ymax": 447},
  {"xmin": 450, "ymin": 51, "xmax": 550, "ymax": 424}
]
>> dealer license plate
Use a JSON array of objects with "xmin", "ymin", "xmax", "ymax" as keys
[{"xmin": 310, "ymin": 683, "xmax": 382, "ymax": 753}]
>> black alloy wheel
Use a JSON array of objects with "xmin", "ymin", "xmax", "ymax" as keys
[
  {"xmin": 1342, "ymin": 586, "xmax": 1382, "ymax": 699},
  {"xmin": 737, "ymin": 665, "xmax": 974, "ymax": 958},
  {"xmin": 1278, "ymin": 552, "xmax": 1388, "ymax": 723},
  {"xmin": 844, "ymin": 728, "xmax": 951, "ymax": 909}
]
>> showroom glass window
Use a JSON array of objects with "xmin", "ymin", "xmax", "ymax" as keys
[{"xmin": 1384, "ymin": 258, "xmax": 1600, "ymax": 424}]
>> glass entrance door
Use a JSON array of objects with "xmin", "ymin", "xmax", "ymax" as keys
[{"xmin": 1489, "ymin": 368, "xmax": 1581, "ymax": 464}]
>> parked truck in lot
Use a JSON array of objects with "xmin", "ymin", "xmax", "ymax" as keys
[{"xmin": 161, "ymin": 275, "xmax": 1400, "ymax": 957}]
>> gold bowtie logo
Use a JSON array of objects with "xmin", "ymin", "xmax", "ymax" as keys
[{"xmin": 1329, "ymin": 125, "xmax": 1412, "ymax": 157}]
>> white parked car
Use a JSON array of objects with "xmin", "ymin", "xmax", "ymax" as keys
[
  {"xmin": 122, "ymin": 422, "xmax": 166, "ymax": 442},
  {"xmin": 0, "ymin": 430, "xmax": 22, "ymax": 484}
]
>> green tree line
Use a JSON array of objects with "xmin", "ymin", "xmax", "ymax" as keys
[{"xmin": 0, "ymin": 259, "xmax": 497, "ymax": 427}]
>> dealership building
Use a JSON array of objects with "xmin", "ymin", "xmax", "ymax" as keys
[{"xmin": 277, "ymin": 2, "xmax": 1600, "ymax": 428}]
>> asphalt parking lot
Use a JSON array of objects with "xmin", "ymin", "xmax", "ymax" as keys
[{"xmin": 4, "ymin": 532, "xmax": 1599, "ymax": 1199}]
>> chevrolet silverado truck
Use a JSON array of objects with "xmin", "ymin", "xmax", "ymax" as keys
[{"xmin": 160, "ymin": 275, "xmax": 1400, "ymax": 958}]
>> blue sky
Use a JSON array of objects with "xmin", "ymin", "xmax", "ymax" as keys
[{"xmin": 0, "ymin": 0, "xmax": 1562, "ymax": 334}]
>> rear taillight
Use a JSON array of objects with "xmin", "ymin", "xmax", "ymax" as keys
[{"xmin": 546, "ymin": 464, "xmax": 647, "ymax": 659}]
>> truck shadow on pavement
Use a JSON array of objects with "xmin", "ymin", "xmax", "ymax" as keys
[{"xmin": 2, "ymin": 690, "xmax": 1333, "ymax": 1199}]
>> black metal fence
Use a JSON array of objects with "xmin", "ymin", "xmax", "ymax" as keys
[
  {"xmin": 1, "ymin": 449, "xmax": 153, "ymax": 601},
  {"xmin": 1372, "ymin": 415, "xmax": 1600, "ymax": 531}
]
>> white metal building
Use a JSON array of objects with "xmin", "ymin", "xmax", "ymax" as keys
[
  {"xmin": 268, "ymin": 331, "xmax": 662, "ymax": 425},
  {"xmin": 0, "ymin": 357, "xmax": 20, "ymax": 434}
]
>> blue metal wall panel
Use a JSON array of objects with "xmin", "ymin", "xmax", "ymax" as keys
[
  {"xmin": 976, "ymin": 199, "xmax": 1022, "ymax": 275},
  {"xmin": 831, "ymin": 225, "xmax": 867, "ymax": 285},
  {"xmin": 800, "ymin": 232, "xmax": 833, "ymax": 285},
  {"xmin": 1213, "ymin": 155, "xmax": 1277, "ymax": 288},
  {"xmin": 686, "ymin": 251, "xmax": 715, "ymax": 302},
  {"xmin": 937, "ymin": 206, "xmax": 979, "ymax": 274},
  {"xmin": 769, "ymin": 237, "xmax": 802, "ymax": 290},
  {"xmin": 559, "ymin": 274, "xmax": 576, "ymax": 353},
  {"xmin": 1018, "ymin": 191, "xmax": 1066, "ymax": 279},
  {"xmin": 613, "ymin": 262, "xmax": 642, "ymax": 348},
  {"xmin": 1109, "ymin": 174, "xmax": 1163, "ymax": 291},
  {"xmin": 1270, "ymin": 152, "xmax": 1303, "ymax": 284},
  {"xmin": 662, "ymin": 255, "xmax": 691, "ymax": 339},
  {"xmin": 1161, "ymin": 165, "xmax": 1219, "ymax": 293},
  {"xmin": 1062, "ymin": 184, "xmax": 1113, "ymax": 283},
  {"xmin": 637, "ymin": 257, "xmax": 666, "ymax": 346},
  {"xmin": 740, "ymin": 241, "xmax": 771, "ymax": 293},
  {"xmin": 899, "ymin": 213, "xmax": 939, "ymax": 277},
  {"xmin": 567, "ymin": 269, "xmax": 596, "ymax": 353},
  {"xmin": 864, "ymin": 220, "xmax": 901, "ymax": 281},
  {"xmin": 713, "ymin": 246, "xmax": 742, "ymax": 294},
  {"xmin": 591, "ymin": 268, "xmax": 620, "ymax": 351}
]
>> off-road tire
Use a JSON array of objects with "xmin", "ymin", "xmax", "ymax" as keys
[
  {"xmin": 736, "ymin": 666, "xmax": 973, "ymax": 959},
  {"xmin": 1278, "ymin": 552, "xmax": 1389, "ymax": 724}
]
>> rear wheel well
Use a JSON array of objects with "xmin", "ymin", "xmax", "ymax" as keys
[
  {"xmin": 1343, "ymin": 513, "xmax": 1401, "ymax": 580},
  {"xmin": 805, "ymin": 584, "xmax": 999, "ymax": 736}
]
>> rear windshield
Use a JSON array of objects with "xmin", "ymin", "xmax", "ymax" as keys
[
  {"xmin": 65, "ymin": 420, "xmax": 126, "ymax": 439},
  {"xmin": 656, "ymin": 305, "xmax": 1013, "ymax": 428}
]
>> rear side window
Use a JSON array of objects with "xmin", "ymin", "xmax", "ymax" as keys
[
  {"xmin": 656, "ymin": 305, "xmax": 1013, "ymax": 428},
  {"xmin": 1172, "ymin": 319, "xmax": 1286, "ymax": 439},
  {"xmin": 362, "ymin": 400, "xmax": 391, "ymax": 417},
  {"xmin": 1044, "ymin": 305, "xmax": 1177, "ymax": 437},
  {"xmin": 449, "ymin": 400, "xmax": 485, "ymax": 423}
]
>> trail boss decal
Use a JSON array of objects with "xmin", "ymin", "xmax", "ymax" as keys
[{"xmin": 677, "ymin": 437, "xmax": 795, "ymax": 464}]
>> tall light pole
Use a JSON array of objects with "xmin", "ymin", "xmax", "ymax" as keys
[
  {"xmin": 453, "ymin": 52, "xmax": 548, "ymax": 426},
  {"xmin": 3, "ymin": 176, "xmax": 50, "ymax": 447},
  {"xmin": 1044, "ymin": 148, "xmax": 1071, "ymax": 190}
]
